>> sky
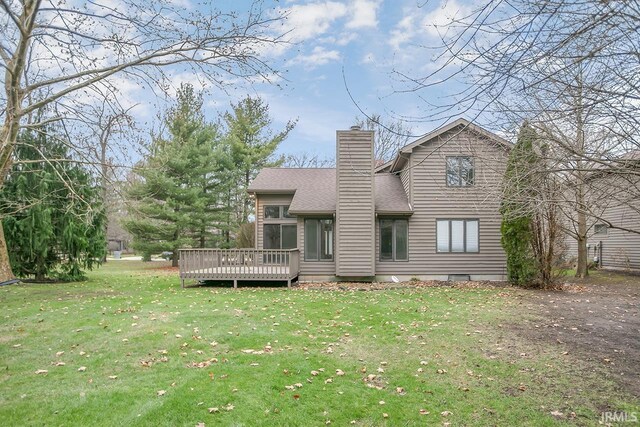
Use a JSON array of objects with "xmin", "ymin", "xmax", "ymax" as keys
[{"xmin": 128, "ymin": 0, "xmax": 474, "ymax": 160}]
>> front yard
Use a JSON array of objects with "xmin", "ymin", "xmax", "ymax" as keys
[{"xmin": 0, "ymin": 262, "xmax": 638, "ymax": 426}]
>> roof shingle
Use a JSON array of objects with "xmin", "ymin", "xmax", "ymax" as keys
[{"xmin": 248, "ymin": 168, "xmax": 412, "ymax": 214}]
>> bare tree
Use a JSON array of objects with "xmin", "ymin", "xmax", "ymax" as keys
[
  {"xmin": 390, "ymin": 0, "xmax": 640, "ymax": 277},
  {"xmin": 283, "ymin": 152, "xmax": 335, "ymax": 168},
  {"xmin": 355, "ymin": 114, "xmax": 413, "ymax": 163},
  {"xmin": 0, "ymin": 0, "xmax": 288, "ymax": 281}
]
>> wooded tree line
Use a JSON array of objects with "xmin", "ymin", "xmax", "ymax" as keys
[
  {"xmin": 0, "ymin": 0, "xmax": 289, "ymax": 281},
  {"xmin": 0, "ymin": 125, "xmax": 106, "ymax": 281},
  {"xmin": 125, "ymin": 85, "xmax": 294, "ymax": 267}
]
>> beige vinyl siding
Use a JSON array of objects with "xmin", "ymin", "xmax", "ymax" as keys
[
  {"xmin": 375, "ymin": 127, "xmax": 508, "ymax": 277},
  {"xmin": 335, "ymin": 129, "xmax": 375, "ymax": 276},
  {"xmin": 572, "ymin": 204, "xmax": 640, "ymax": 271},
  {"xmin": 400, "ymin": 165, "xmax": 412, "ymax": 206},
  {"xmin": 255, "ymin": 194, "xmax": 295, "ymax": 250}
]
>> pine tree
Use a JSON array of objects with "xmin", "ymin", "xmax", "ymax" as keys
[
  {"xmin": 222, "ymin": 96, "xmax": 295, "ymax": 242},
  {"xmin": 124, "ymin": 84, "xmax": 230, "ymax": 264},
  {"xmin": 0, "ymin": 128, "xmax": 106, "ymax": 281},
  {"xmin": 500, "ymin": 123, "xmax": 539, "ymax": 286}
]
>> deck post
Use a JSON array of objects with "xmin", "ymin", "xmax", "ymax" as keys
[
  {"xmin": 233, "ymin": 279, "xmax": 237, "ymax": 289},
  {"xmin": 287, "ymin": 279, "xmax": 291, "ymax": 289},
  {"xmin": 181, "ymin": 279, "xmax": 185, "ymax": 288}
]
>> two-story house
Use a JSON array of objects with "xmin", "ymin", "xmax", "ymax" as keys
[{"xmin": 179, "ymin": 118, "xmax": 511, "ymax": 286}]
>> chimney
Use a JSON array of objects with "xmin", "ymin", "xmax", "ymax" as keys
[{"xmin": 335, "ymin": 127, "xmax": 375, "ymax": 278}]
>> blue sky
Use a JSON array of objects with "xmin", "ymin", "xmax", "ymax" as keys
[{"xmin": 134, "ymin": 0, "xmax": 473, "ymax": 159}]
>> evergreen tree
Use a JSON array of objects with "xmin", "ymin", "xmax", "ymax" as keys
[
  {"xmin": 0, "ymin": 128, "xmax": 106, "ymax": 281},
  {"xmin": 500, "ymin": 123, "xmax": 539, "ymax": 286},
  {"xmin": 124, "ymin": 84, "xmax": 230, "ymax": 264},
  {"xmin": 223, "ymin": 96, "xmax": 296, "ymax": 242}
]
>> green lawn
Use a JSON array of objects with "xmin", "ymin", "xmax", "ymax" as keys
[{"xmin": 0, "ymin": 262, "xmax": 637, "ymax": 426}]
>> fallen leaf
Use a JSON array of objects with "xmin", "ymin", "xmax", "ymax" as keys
[
  {"xmin": 311, "ymin": 370, "xmax": 319, "ymax": 376},
  {"xmin": 419, "ymin": 409, "xmax": 430, "ymax": 415},
  {"xmin": 108, "ymin": 375, "xmax": 118, "ymax": 380},
  {"xmin": 293, "ymin": 394, "xmax": 300, "ymax": 400},
  {"xmin": 336, "ymin": 369, "xmax": 345, "ymax": 376},
  {"xmin": 208, "ymin": 407, "xmax": 219, "ymax": 413},
  {"xmin": 35, "ymin": 369, "xmax": 48, "ymax": 374},
  {"xmin": 382, "ymin": 413, "xmax": 388, "ymax": 418},
  {"xmin": 55, "ymin": 351, "xmax": 64, "ymax": 357},
  {"xmin": 78, "ymin": 366, "xmax": 87, "ymax": 372},
  {"xmin": 441, "ymin": 411, "xmax": 452, "ymax": 417},
  {"xmin": 157, "ymin": 390, "xmax": 166, "ymax": 396}
]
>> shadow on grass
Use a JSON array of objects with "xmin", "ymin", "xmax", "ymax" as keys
[{"xmin": 187, "ymin": 280, "xmax": 291, "ymax": 289}]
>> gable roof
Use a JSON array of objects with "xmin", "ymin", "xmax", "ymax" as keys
[
  {"xmin": 387, "ymin": 118, "xmax": 512, "ymax": 173},
  {"xmin": 248, "ymin": 168, "xmax": 412, "ymax": 215}
]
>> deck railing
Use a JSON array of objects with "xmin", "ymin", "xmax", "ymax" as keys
[{"xmin": 178, "ymin": 248, "xmax": 300, "ymax": 287}]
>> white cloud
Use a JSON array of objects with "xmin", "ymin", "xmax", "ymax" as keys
[
  {"xmin": 421, "ymin": 0, "xmax": 471, "ymax": 37},
  {"xmin": 346, "ymin": 0, "xmax": 381, "ymax": 29},
  {"xmin": 388, "ymin": 14, "xmax": 416, "ymax": 50},
  {"xmin": 289, "ymin": 46, "xmax": 341, "ymax": 69},
  {"xmin": 388, "ymin": 0, "xmax": 472, "ymax": 50},
  {"xmin": 280, "ymin": 1, "xmax": 348, "ymax": 42}
]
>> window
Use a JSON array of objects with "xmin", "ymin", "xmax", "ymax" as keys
[
  {"xmin": 304, "ymin": 219, "xmax": 334, "ymax": 261},
  {"xmin": 380, "ymin": 219, "xmax": 408, "ymax": 261},
  {"xmin": 263, "ymin": 224, "xmax": 297, "ymax": 249},
  {"xmin": 264, "ymin": 205, "xmax": 293, "ymax": 219},
  {"xmin": 594, "ymin": 224, "xmax": 608, "ymax": 235},
  {"xmin": 436, "ymin": 219, "xmax": 479, "ymax": 253},
  {"xmin": 446, "ymin": 156, "xmax": 474, "ymax": 186}
]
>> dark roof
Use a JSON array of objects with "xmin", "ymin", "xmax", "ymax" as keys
[{"xmin": 248, "ymin": 168, "xmax": 412, "ymax": 215}]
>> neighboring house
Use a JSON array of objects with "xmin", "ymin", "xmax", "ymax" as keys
[
  {"xmin": 566, "ymin": 153, "xmax": 640, "ymax": 271},
  {"xmin": 243, "ymin": 118, "xmax": 511, "ymax": 282}
]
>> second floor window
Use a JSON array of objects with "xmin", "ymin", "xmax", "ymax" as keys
[{"xmin": 446, "ymin": 156, "xmax": 474, "ymax": 186}]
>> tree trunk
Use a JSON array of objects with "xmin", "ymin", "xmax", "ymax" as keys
[
  {"xmin": 101, "ymin": 133, "xmax": 108, "ymax": 263},
  {"xmin": 0, "ymin": 223, "xmax": 15, "ymax": 282},
  {"xmin": 0, "ymin": 120, "xmax": 21, "ymax": 282},
  {"xmin": 172, "ymin": 250, "xmax": 179, "ymax": 267},
  {"xmin": 576, "ymin": 210, "xmax": 589, "ymax": 278}
]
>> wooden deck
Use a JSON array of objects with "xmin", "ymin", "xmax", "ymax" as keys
[{"xmin": 178, "ymin": 248, "xmax": 300, "ymax": 288}]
